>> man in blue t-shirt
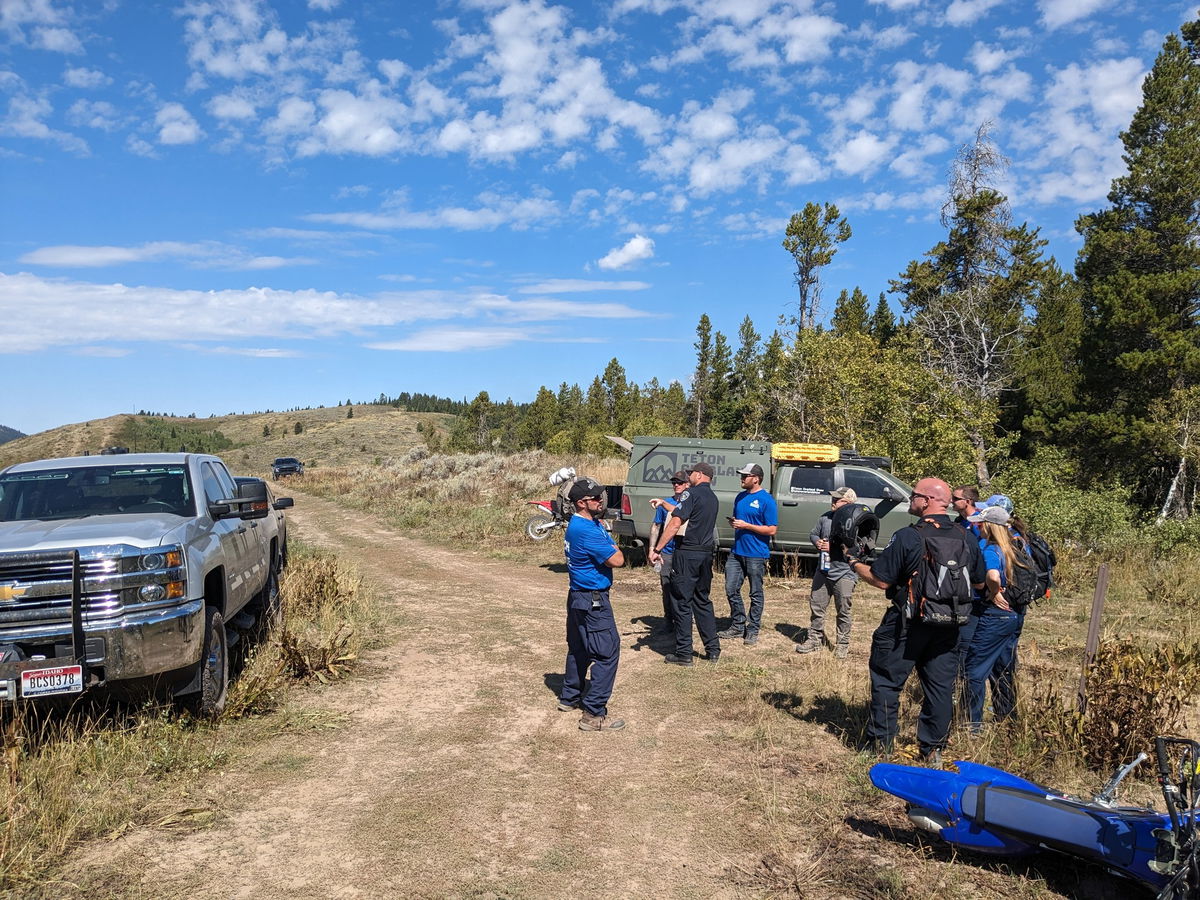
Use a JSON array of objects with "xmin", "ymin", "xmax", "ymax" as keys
[
  {"xmin": 719, "ymin": 463, "xmax": 779, "ymax": 645},
  {"xmin": 558, "ymin": 476, "xmax": 626, "ymax": 732},
  {"xmin": 648, "ymin": 470, "xmax": 688, "ymax": 635}
]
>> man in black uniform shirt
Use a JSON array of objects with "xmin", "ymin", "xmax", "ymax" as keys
[
  {"xmin": 648, "ymin": 461, "xmax": 720, "ymax": 666},
  {"xmin": 847, "ymin": 477, "xmax": 985, "ymax": 761}
]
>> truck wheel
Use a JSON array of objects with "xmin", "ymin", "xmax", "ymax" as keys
[
  {"xmin": 189, "ymin": 608, "xmax": 228, "ymax": 719},
  {"xmin": 259, "ymin": 566, "xmax": 281, "ymax": 632},
  {"xmin": 524, "ymin": 512, "xmax": 556, "ymax": 541}
]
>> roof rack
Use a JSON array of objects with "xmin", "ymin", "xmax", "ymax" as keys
[{"xmin": 770, "ymin": 442, "xmax": 893, "ymax": 471}]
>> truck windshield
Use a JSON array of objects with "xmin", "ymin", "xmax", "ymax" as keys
[{"xmin": 0, "ymin": 465, "xmax": 194, "ymax": 521}]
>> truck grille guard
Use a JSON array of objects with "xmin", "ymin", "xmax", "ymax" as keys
[{"xmin": 0, "ymin": 549, "xmax": 90, "ymax": 701}]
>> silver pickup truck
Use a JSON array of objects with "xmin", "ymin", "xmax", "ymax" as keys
[{"xmin": 0, "ymin": 453, "xmax": 290, "ymax": 715}]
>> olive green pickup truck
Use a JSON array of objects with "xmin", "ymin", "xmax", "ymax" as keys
[{"xmin": 610, "ymin": 436, "xmax": 914, "ymax": 556}]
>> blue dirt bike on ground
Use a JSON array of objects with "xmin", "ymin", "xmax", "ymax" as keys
[{"xmin": 870, "ymin": 736, "xmax": 1199, "ymax": 898}]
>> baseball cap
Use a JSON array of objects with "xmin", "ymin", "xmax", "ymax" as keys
[
  {"xmin": 830, "ymin": 486, "xmax": 858, "ymax": 503},
  {"xmin": 736, "ymin": 463, "xmax": 764, "ymax": 478},
  {"xmin": 669, "ymin": 470, "xmax": 689, "ymax": 484},
  {"xmin": 567, "ymin": 477, "xmax": 604, "ymax": 503},
  {"xmin": 968, "ymin": 506, "xmax": 1011, "ymax": 525},
  {"xmin": 686, "ymin": 462, "xmax": 715, "ymax": 478},
  {"xmin": 979, "ymin": 493, "xmax": 1014, "ymax": 514}
]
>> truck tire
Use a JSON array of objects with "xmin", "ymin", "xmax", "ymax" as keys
[
  {"xmin": 187, "ymin": 607, "xmax": 228, "ymax": 719},
  {"xmin": 524, "ymin": 512, "xmax": 556, "ymax": 541}
]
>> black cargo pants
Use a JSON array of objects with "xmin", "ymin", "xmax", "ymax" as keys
[
  {"xmin": 669, "ymin": 548, "xmax": 719, "ymax": 659},
  {"xmin": 867, "ymin": 604, "xmax": 959, "ymax": 754}
]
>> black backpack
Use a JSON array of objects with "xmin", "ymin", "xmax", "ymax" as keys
[
  {"xmin": 1005, "ymin": 544, "xmax": 1041, "ymax": 611},
  {"xmin": 905, "ymin": 519, "xmax": 974, "ymax": 626},
  {"xmin": 1022, "ymin": 532, "xmax": 1056, "ymax": 601}
]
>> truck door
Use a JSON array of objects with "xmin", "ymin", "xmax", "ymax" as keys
[
  {"xmin": 201, "ymin": 462, "xmax": 258, "ymax": 612},
  {"xmin": 838, "ymin": 467, "xmax": 915, "ymax": 547},
  {"xmin": 773, "ymin": 465, "xmax": 834, "ymax": 553}
]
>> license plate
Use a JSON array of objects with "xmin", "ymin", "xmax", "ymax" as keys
[{"xmin": 20, "ymin": 664, "xmax": 84, "ymax": 698}]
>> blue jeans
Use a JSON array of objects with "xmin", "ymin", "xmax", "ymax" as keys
[
  {"xmin": 965, "ymin": 609, "xmax": 1020, "ymax": 728},
  {"xmin": 725, "ymin": 554, "xmax": 767, "ymax": 636}
]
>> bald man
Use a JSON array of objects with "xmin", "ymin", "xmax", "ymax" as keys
[{"xmin": 847, "ymin": 478, "xmax": 985, "ymax": 763}]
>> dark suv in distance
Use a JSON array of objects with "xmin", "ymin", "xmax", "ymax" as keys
[{"xmin": 271, "ymin": 457, "xmax": 304, "ymax": 480}]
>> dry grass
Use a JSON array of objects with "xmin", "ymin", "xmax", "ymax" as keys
[
  {"xmin": 0, "ymin": 544, "xmax": 375, "ymax": 893},
  {"xmin": 0, "ymin": 406, "xmax": 450, "ymax": 475},
  {"xmin": 295, "ymin": 447, "xmax": 627, "ymax": 561}
]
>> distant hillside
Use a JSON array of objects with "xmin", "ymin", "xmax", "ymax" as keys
[
  {"xmin": 0, "ymin": 406, "xmax": 457, "ymax": 476},
  {"xmin": 0, "ymin": 425, "xmax": 24, "ymax": 446}
]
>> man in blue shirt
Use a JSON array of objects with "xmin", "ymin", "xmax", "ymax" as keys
[
  {"xmin": 648, "ymin": 470, "xmax": 689, "ymax": 635},
  {"xmin": 719, "ymin": 463, "xmax": 778, "ymax": 646},
  {"xmin": 558, "ymin": 477, "xmax": 626, "ymax": 732}
]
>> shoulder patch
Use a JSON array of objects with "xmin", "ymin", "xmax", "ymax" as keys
[{"xmin": 677, "ymin": 490, "xmax": 690, "ymax": 502}]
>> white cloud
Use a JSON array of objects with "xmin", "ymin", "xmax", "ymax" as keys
[
  {"xmin": 308, "ymin": 0, "xmax": 342, "ymax": 10},
  {"xmin": 20, "ymin": 241, "xmax": 312, "ymax": 270},
  {"xmin": 518, "ymin": 279, "xmax": 650, "ymax": 293},
  {"xmin": 967, "ymin": 41, "xmax": 1018, "ymax": 74},
  {"xmin": 367, "ymin": 327, "xmax": 533, "ymax": 352},
  {"xmin": 832, "ymin": 131, "xmax": 894, "ymax": 176},
  {"xmin": 0, "ymin": 271, "xmax": 649, "ymax": 354},
  {"xmin": 155, "ymin": 102, "xmax": 203, "ymax": 144},
  {"xmin": 63, "ymin": 66, "xmax": 110, "ymax": 88},
  {"xmin": 1038, "ymin": 0, "xmax": 1111, "ymax": 29},
  {"xmin": 868, "ymin": 0, "xmax": 922, "ymax": 8},
  {"xmin": 67, "ymin": 99, "xmax": 122, "ymax": 131},
  {"xmin": 306, "ymin": 192, "xmax": 559, "ymax": 231},
  {"xmin": 945, "ymin": 0, "xmax": 1003, "ymax": 26},
  {"xmin": 597, "ymin": 234, "xmax": 654, "ymax": 270},
  {"xmin": 33, "ymin": 25, "xmax": 82, "ymax": 53},
  {"xmin": 2, "ymin": 94, "xmax": 88, "ymax": 153},
  {"xmin": 209, "ymin": 93, "xmax": 257, "ymax": 120}
]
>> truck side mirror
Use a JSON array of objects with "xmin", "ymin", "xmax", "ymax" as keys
[
  {"xmin": 236, "ymin": 480, "xmax": 270, "ymax": 520},
  {"xmin": 881, "ymin": 487, "xmax": 898, "ymax": 501},
  {"xmin": 272, "ymin": 497, "xmax": 294, "ymax": 510}
]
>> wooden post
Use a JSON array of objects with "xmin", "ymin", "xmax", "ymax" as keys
[{"xmin": 1077, "ymin": 563, "xmax": 1110, "ymax": 715}]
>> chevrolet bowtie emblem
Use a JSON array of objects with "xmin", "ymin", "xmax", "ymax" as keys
[{"xmin": 0, "ymin": 584, "xmax": 27, "ymax": 602}]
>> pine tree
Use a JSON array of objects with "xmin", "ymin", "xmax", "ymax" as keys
[
  {"xmin": 832, "ymin": 287, "xmax": 870, "ymax": 336},
  {"xmin": 782, "ymin": 203, "xmax": 852, "ymax": 331},
  {"xmin": 1069, "ymin": 17, "xmax": 1200, "ymax": 514},
  {"xmin": 868, "ymin": 294, "xmax": 898, "ymax": 345},
  {"xmin": 891, "ymin": 123, "xmax": 1054, "ymax": 484},
  {"xmin": 689, "ymin": 315, "xmax": 714, "ymax": 437}
]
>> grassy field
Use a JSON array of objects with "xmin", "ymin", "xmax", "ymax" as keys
[{"xmin": 0, "ymin": 405, "xmax": 451, "ymax": 475}]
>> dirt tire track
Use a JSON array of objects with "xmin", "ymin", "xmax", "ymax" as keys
[{"xmin": 64, "ymin": 488, "xmax": 780, "ymax": 899}]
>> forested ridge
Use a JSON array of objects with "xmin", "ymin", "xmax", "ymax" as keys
[{"xmin": 431, "ymin": 19, "xmax": 1200, "ymax": 527}]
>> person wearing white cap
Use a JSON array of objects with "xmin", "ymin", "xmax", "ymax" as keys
[
  {"xmin": 718, "ymin": 462, "xmax": 778, "ymax": 646},
  {"xmin": 797, "ymin": 486, "xmax": 860, "ymax": 658}
]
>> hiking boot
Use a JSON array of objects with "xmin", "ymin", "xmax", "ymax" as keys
[
  {"xmin": 706, "ymin": 652, "xmax": 720, "ymax": 664},
  {"xmin": 921, "ymin": 748, "xmax": 943, "ymax": 766},
  {"xmin": 743, "ymin": 633, "xmax": 759, "ymax": 646},
  {"xmin": 556, "ymin": 699, "xmax": 580, "ymax": 712},
  {"xmin": 663, "ymin": 653, "xmax": 694, "ymax": 667},
  {"xmin": 579, "ymin": 713, "xmax": 626, "ymax": 732},
  {"xmin": 716, "ymin": 627, "xmax": 744, "ymax": 639},
  {"xmin": 834, "ymin": 644, "xmax": 849, "ymax": 659},
  {"xmin": 795, "ymin": 635, "xmax": 823, "ymax": 654}
]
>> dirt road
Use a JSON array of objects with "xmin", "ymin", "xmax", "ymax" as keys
[{"xmin": 65, "ymin": 489, "xmax": 853, "ymax": 899}]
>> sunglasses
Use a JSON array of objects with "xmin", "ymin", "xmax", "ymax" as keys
[{"xmin": 951, "ymin": 494, "xmax": 966, "ymax": 502}]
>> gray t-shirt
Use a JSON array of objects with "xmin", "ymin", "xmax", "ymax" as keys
[{"xmin": 810, "ymin": 509, "xmax": 857, "ymax": 582}]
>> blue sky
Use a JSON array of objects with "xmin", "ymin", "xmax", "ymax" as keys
[{"xmin": 0, "ymin": 0, "xmax": 1190, "ymax": 435}]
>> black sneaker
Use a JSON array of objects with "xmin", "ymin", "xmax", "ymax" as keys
[
  {"xmin": 716, "ymin": 627, "xmax": 744, "ymax": 639},
  {"xmin": 743, "ymin": 633, "xmax": 759, "ymax": 646},
  {"xmin": 706, "ymin": 651, "xmax": 720, "ymax": 664},
  {"xmin": 663, "ymin": 653, "xmax": 694, "ymax": 667}
]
